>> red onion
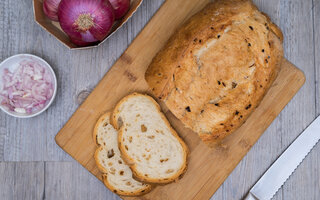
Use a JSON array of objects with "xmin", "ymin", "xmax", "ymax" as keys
[
  {"xmin": 58, "ymin": 0, "xmax": 115, "ymax": 46},
  {"xmin": 0, "ymin": 60, "xmax": 54, "ymax": 114},
  {"xmin": 70, "ymin": 37, "xmax": 98, "ymax": 47},
  {"xmin": 109, "ymin": 0, "xmax": 130, "ymax": 19},
  {"xmin": 43, "ymin": 0, "xmax": 61, "ymax": 21}
]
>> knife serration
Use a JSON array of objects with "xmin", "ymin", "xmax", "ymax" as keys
[{"xmin": 246, "ymin": 115, "xmax": 320, "ymax": 200}]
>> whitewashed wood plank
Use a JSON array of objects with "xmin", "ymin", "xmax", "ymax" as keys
[
  {"xmin": 0, "ymin": 162, "xmax": 44, "ymax": 200},
  {"xmin": 0, "ymin": 0, "xmax": 47, "ymax": 161},
  {"xmin": 127, "ymin": 0, "xmax": 165, "ymax": 43},
  {"xmin": 0, "ymin": 115, "xmax": 5, "ymax": 161},
  {"xmin": 313, "ymin": 0, "xmax": 320, "ymax": 195},
  {"xmin": 278, "ymin": 0, "xmax": 318, "ymax": 199},
  {"xmin": 288, "ymin": 0, "xmax": 320, "ymax": 199},
  {"xmin": 253, "ymin": 0, "xmax": 281, "ymax": 24},
  {"xmin": 45, "ymin": 161, "xmax": 119, "ymax": 200},
  {"xmin": 211, "ymin": 185, "xmax": 223, "ymax": 200},
  {"xmin": 314, "ymin": 0, "xmax": 320, "ymax": 115},
  {"xmin": 282, "ymin": 142, "xmax": 320, "ymax": 200}
]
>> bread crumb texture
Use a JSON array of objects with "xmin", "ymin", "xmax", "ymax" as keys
[
  {"xmin": 112, "ymin": 93, "xmax": 188, "ymax": 183},
  {"xmin": 94, "ymin": 113, "xmax": 152, "ymax": 196}
]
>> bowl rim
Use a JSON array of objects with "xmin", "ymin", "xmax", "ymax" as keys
[
  {"xmin": 33, "ymin": 0, "xmax": 143, "ymax": 50},
  {"xmin": 0, "ymin": 53, "xmax": 57, "ymax": 118}
]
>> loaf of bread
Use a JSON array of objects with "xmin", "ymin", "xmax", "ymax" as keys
[
  {"xmin": 93, "ymin": 113, "xmax": 152, "ymax": 196},
  {"xmin": 145, "ymin": 0, "xmax": 284, "ymax": 145},
  {"xmin": 111, "ymin": 93, "xmax": 188, "ymax": 184}
]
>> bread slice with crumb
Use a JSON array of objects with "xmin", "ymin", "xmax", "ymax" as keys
[
  {"xmin": 111, "ymin": 93, "xmax": 188, "ymax": 184},
  {"xmin": 93, "ymin": 112, "xmax": 152, "ymax": 196}
]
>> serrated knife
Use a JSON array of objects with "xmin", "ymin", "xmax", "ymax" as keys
[{"xmin": 244, "ymin": 115, "xmax": 320, "ymax": 200}]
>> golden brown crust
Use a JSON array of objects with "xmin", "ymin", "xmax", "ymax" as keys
[
  {"xmin": 112, "ymin": 93, "xmax": 189, "ymax": 184},
  {"xmin": 93, "ymin": 112, "xmax": 111, "ymax": 146},
  {"xmin": 145, "ymin": 0, "xmax": 284, "ymax": 145},
  {"xmin": 101, "ymin": 174, "xmax": 152, "ymax": 196},
  {"xmin": 94, "ymin": 147, "xmax": 109, "ymax": 174}
]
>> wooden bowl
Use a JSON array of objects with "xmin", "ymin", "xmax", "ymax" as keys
[{"xmin": 33, "ymin": 0, "xmax": 143, "ymax": 50}]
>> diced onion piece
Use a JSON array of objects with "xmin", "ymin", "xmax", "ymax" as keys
[
  {"xmin": 0, "ymin": 59, "xmax": 54, "ymax": 115},
  {"xmin": 14, "ymin": 108, "xmax": 26, "ymax": 114}
]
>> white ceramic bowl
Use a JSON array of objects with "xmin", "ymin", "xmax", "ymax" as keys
[{"xmin": 0, "ymin": 54, "xmax": 57, "ymax": 118}]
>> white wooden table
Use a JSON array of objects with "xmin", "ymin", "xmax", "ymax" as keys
[{"xmin": 0, "ymin": 0, "xmax": 319, "ymax": 199}]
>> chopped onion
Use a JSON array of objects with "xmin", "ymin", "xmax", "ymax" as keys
[{"xmin": 0, "ymin": 60, "xmax": 54, "ymax": 114}]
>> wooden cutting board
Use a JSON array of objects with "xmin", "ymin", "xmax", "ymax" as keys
[{"xmin": 55, "ymin": 0, "xmax": 305, "ymax": 199}]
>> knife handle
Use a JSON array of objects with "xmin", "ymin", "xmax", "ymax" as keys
[{"xmin": 243, "ymin": 193, "xmax": 259, "ymax": 200}]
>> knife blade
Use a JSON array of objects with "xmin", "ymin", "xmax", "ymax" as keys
[{"xmin": 244, "ymin": 115, "xmax": 320, "ymax": 200}]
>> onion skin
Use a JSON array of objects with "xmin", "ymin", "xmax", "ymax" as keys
[
  {"xmin": 109, "ymin": 0, "xmax": 130, "ymax": 20},
  {"xmin": 43, "ymin": 0, "xmax": 61, "ymax": 21},
  {"xmin": 69, "ymin": 37, "xmax": 98, "ymax": 47},
  {"xmin": 58, "ymin": 0, "xmax": 115, "ymax": 45}
]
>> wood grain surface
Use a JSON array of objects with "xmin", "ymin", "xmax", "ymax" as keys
[
  {"xmin": 0, "ymin": 162, "xmax": 44, "ymax": 199},
  {"xmin": 0, "ymin": 0, "xmax": 319, "ymax": 200}
]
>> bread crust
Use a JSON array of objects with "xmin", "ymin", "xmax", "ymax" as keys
[
  {"xmin": 111, "ymin": 93, "xmax": 189, "ymax": 184},
  {"xmin": 101, "ymin": 174, "xmax": 152, "ymax": 196},
  {"xmin": 145, "ymin": 0, "xmax": 284, "ymax": 145},
  {"xmin": 94, "ymin": 147, "xmax": 109, "ymax": 174},
  {"xmin": 93, "ymin": 112, "xmax": 110, "ymax": 146},
  {"xmin": 93, "ymin": 112, "xmax": 152, "ymax": 196}
]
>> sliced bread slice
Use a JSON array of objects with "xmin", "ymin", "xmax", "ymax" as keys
[
  {"xmin": 93, "ymin": 112, "xmax": 152, "ymax": 196},
  {"xmin": 111, "ymin": 93, "xmax": 188, "ymax": 184}
]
